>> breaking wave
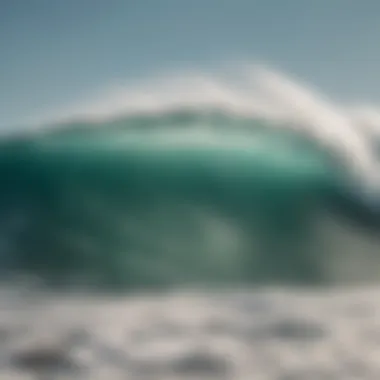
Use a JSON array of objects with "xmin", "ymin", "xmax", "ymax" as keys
[{"xmin": 2, "ymin": 64, "xmax": 380, "ymax": 291}]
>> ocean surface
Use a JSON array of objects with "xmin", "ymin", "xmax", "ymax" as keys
[{"xmin": 1, "ymin": 67, "xmax": 380, "ymax": 379}]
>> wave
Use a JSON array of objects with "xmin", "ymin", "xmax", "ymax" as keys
[{"xmin": 2, "ymin": 65, "xmax": 380, "ymax": 291}]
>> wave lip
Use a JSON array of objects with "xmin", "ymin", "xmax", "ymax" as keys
[{"xmin": 24, "ymin": 65, "xmax": 380, "ymax": 191}]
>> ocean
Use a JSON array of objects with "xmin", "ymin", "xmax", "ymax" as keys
[{"xmin": 1, "ymin": 66, "xmax": 380, "ymax": 379}]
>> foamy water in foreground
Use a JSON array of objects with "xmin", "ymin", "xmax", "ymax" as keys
[{"xmin": 0, "ymin": 286, "xmax": 379, "ymax": 379}]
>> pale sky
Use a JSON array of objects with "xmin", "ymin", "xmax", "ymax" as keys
[{"xmin": 1, "ymin": 0, "xmax": 380, "ymax": 128}]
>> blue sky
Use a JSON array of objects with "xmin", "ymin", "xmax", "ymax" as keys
[{"xmin": 1, "ymin": 0, "xmax": 380, "ymax": 128}]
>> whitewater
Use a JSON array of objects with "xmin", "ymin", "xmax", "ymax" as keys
[{"xmin": 2, "ymin": 64, "xmax": 380, "ymax": 379}]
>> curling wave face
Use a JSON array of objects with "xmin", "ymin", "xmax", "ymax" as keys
[{"xmin": 1, "ymin": 66, "xmax": 380, "ymax": 290}]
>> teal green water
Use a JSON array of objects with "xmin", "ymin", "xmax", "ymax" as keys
[{"xmin": 0, "ymin": 111, "xmax": 378, "ymax": 290}]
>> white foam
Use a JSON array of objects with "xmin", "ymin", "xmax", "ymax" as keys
[{"xmin": 1, "ymin": 287, "xmax": 380, "ymax": 379}]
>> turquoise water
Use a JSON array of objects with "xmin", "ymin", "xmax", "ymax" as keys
[{"xmin": 0, "ymin": 110, "xmax": 378, "ymax": 290}]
